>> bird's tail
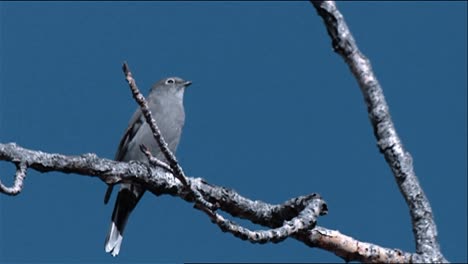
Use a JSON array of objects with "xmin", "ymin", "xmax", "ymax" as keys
[{"xmin": 105, "ymin": 184, "xmax": 144, "ymax": 256}]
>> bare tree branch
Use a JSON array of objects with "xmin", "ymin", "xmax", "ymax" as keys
[
  {"xmin": 0, "ymin": 142, "xmax": 436, "ymax": 262},
  {"xmin": 307, "ymin": 227, "xmax": 412, "ymax": 262},
  {"xmin": 0, "ymin": 142, "xmax": 326, "ymax": 246},
  {"xmin": 310, "ymin": 1, "xmax": 447, "ymax": 262},
  {"xmin": 202, "ymin": 193, "xmax": 327, "ymax": 244}
]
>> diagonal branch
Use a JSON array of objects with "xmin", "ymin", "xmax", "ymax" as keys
[
  {"xmin": 310, "ymin": 1, "xmax": 447, "ymax": 263},
  {"xmin": 122, "ymin": 62, "xmax": 188, "ymax": 187},
  {"xmin": 122, "ymin": 62, "xmax": 215, "ymax": 210}
]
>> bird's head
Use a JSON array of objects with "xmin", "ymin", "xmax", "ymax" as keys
[{"xmin": 151, "ymin": 77, "xmax": 192, "ymax": 97}]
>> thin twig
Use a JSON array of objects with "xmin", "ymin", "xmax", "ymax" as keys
[
  {"xmin": 310, "ymin": 1, "xmax": 446, "ymax": 262},
  {"xmin": 122, "ymin": 62, "xmax": 216, "ymax": 210},
  {"xmin": 122, "ymin": 62, "xmax": 188, "ymax": 187},
  {"xmin": 140, "ymin": 144, "xmax": 174, "ymax": 173}
]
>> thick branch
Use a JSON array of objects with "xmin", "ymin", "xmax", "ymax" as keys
[
  {"xmin": 311, "ymin": 1, "xmax": 446, "ymax": 262},
  {"xmin": 1, "ymin": 142, "xmax": 422, "ymax": 261},
  {"xmin": 306, "ymin": 227, "xmax": 412, "ymax": 262},
  {"xmin": 0, "ymin": 143, "xmax": 326, "ymax": 245},
  {"xmin": 0, "ymin": 141, "xmax": 420, "ymax": 262}
]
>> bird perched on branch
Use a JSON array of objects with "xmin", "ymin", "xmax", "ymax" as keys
[{"xmin": 104, "ymin": 77, "xmax": 191, "ymax": 256}]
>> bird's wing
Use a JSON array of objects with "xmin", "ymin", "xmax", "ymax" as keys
[
  {"xmin": 104, "ymin": 109, "xmax": 144, "ymax": 204},
  {"xmin": 105, "ymin": 109, "xmax": 149, "ymax": 251},
  {"xmin": 115, "ymin": 109, "xmax": 144, "ymax": 161}
]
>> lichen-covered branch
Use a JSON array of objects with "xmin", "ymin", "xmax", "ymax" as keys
[
  {"xmin": 0, "ymin": 142, "xmax": 326, "ymax": 246},
  {"xmin": 0, "ymin": 142, "xmax": 426, "ymax": 261},
  {"xmin": 311, "ymin": 1, "xmax": 447, "ymax": 262},
  {"xmin": 202, "ymin": 193, "xmax": 327, "ymax": 244}
]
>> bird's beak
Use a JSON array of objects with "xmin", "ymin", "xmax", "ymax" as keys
[{"xmin": 183, "ymin": 80, "xmax": 192, "ymax": 87}]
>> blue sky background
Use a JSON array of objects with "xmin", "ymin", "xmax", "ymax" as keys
[{"xmin": 0, "ymin": 1, "xmax": 466, "ymax": 263}]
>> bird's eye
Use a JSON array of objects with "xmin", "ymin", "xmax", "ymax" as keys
[{"xmin": 166, "ymin": 78, "xmax": 175, "ymax": 85}]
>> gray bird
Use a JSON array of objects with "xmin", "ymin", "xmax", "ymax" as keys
[{"xmin": 104, "ymin": 77, "xmax": 191, "ymax": 256}]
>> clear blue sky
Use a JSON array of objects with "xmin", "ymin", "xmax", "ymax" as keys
[{"xmin": 0, "ymin": 2, "xmax": 466, "ymax": 263}]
